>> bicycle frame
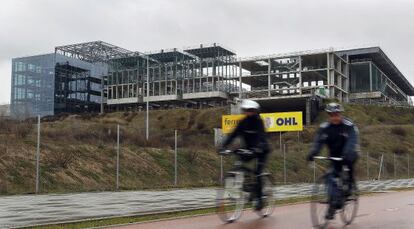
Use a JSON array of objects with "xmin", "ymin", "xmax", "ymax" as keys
[{"xmin": 315, "ymin": 156, "xmax": 353, "ymax": 208}]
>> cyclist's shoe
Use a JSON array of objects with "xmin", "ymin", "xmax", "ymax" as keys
[
  {"xmin": 255, "ymin": 199, "xmax": 264, "ymax": 211},
  {"xmin": 325, "ymin": 206, "xmax": 335, "ymax": 220}
]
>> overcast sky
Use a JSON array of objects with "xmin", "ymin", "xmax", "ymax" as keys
[{"xmin": 1, "ymin": 0, "xmax": 414, "ymax": 104}]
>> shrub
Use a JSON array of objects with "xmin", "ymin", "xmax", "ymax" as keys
[
  {"xmin": 184, "ymin": 150, "xmax": 200, "ymax": 163},
  {"xmin": 14, "ymin": 122, "xmax": 33, "ymax": 138},
  {"xmin": 393, "ymin": 146, "xmax": 408, "ymax": 155},
  {"xmin": 125, "ymin": 113, "xmax": 137, "ymax": 122},
  {"xmin": 47, "ymin": 150, "xmax": 80, "ymax": 169},
  {"xmin": 197, "ymin": 123, "xmax": 205, "ymax": 130},
  {"xmin": 0, "ymin": 119, "xmax": 14, "ymax": 134},
  {"xmin": 360, "ymin": 137, "xmax": 370, "ymax": 148},
  {"xmin": 390, "ymin": 127, "xmax": 407, "ymax": 137}
]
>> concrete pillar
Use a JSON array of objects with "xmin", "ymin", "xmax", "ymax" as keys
[
  {"xmin": 100, "ymin": 75, "xmax": 104, "ymax": 114},
  {"xmin": 369, "ymin": 62, "xmax": 373, "ymax": 92},
  {"xmin": 239, "ymin": 61, "xmax": 243, "ymax": 98},
  {"xmin": 306, "ymin": 98, "xmax": 311, "ymax": 125},
  {"xmin": 344, "ymin": 56, "xmax": 350, "ymax": 102},
  {"xmin": 298, "ymin": 56, "xmax": 302, "ymax": 95},
  {"xmin": 326, "ymin": 53, "xmax": 330, "ymax": 86},
  {"xmin": 268, "ymin": 58, "xmax": 271, "ymax": 97}
]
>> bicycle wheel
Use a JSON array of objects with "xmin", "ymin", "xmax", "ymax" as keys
[
  {"xmin": 340, "ymin": 185, "xmax": 359, "ymax": 225},
  {"xmin": 256, "ymin": 174, "xmax": 276, "ymax": 218},
  {"xmin": 310, "ymin": 176, "xmax": 329, "ymax": 229},
  {"xmin": 216, "ymin": 172, "xmax": 245, "ymax": 223}
]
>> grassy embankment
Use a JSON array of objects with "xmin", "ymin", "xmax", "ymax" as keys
[{"xmin": 0, "ymin": 104, "xmax": 413, "ymax": 194}]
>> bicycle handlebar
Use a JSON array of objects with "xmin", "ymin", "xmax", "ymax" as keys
[
  {"xmin": 220, "ymin": 149, "xmax": 254, "ymax": 156},
  {"xmin": 313, "ymin": 156, "xmax": 343, "ymax": 161}
]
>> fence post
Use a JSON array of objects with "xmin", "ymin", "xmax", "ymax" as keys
[
  {"xmin": 116, "ymin": 124, "xmax": 120, "ymax": 191},
  {"xmin": 283, "ymin": 144, "xmax": 287, "ymax": 184},
  {"xmin": 378, "ymin": 154, "xmax": 384, "ymax": 180},
  {"xmin": 394, "ymin": 153, "xmax": 396, "ymax": 179},
  {"xmin": 174, "ymin": 130, "xmax": 178, "ymax": 186},
  {"xmin": 408, "ymin": 154, "xmax": 410, "ymax": 178},
  {"xmin": 313, "ymin": 161, "xmax": 316, "ymax": 183},
  {"xmin": 220, "ymin": 156, "xmax": 223, "ymax": 185},
  {"xmin": 367, "ymin": 152, "xmax": 369, "ymax": 180},
  {"xmin": 279, "ymin": 132, "xmax": 282, "ymax": 153},
  {"xmin": 297, "ymin": 131, "xmax": 300, "ymax": 143},
  {"xmin": 146, "ymin": 56, "xmax": 150, "ymax": 140},
  {"xmin": 35, "ymin": 115, "xmax": 40, "ymax": 194}
]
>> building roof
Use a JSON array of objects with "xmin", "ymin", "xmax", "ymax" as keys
[
  {"xmin": 337, "ymin": 47, "xmax": 414, "ymax": 96},
  {"xmin": 55, "ymin": 41, "xmax": 132, "ymax": 63},
  {"xmin": 146, "ymin": 48, "xmax": 196, "ymax": 63},
  {"xmin": 184, "ymin": 43, "xmax": 236, "ymax": 58}
]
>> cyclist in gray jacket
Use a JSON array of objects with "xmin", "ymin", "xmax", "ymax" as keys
[{"xmin": 307, "ymin": 102, "xmax": 360, "ymax": 219}]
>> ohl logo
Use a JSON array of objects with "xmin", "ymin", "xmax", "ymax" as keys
[{"xmin": 275, "ymin": 117, "xmax": 298, "ymax": 126}]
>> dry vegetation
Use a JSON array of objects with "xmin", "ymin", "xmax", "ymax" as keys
[{"xmin": 0, "ymin": 104, "xmax": 413, "ymax": 194}]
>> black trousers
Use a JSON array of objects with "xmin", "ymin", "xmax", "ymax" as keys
[
  {"xmin": 331, "ymin": 160, "xmax": 356, "ymax": 190},
  {"xmin": 254, "ymin": 153, "xmax": 268, "ymax": 199}
]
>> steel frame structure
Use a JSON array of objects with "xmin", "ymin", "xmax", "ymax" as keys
[
  {"xmin": 55, "ymin": 41, "xmax": 132, "ymax": 63},
  {"xmin": 106, "ymin": 43, "xmax": 240, "ymax": 110},
  {"xmin": 13, "ymin": 41, "xmax": 413, "ymax": 119},
  {"xmin": 104, "ymin": 43, "xmax": 414, "ymax": 114},
  {"xmin": 54, "ymin": 62, "xmax": 102, "ymax": 114}
]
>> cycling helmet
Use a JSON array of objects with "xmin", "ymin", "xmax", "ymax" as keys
[
  {"xmin": 325, "ymin": 102, "xmax": 344, "ymax": 113},
  {"xmin": 240, "ymin": 99, "xmax": 260, "ymax": 110}
]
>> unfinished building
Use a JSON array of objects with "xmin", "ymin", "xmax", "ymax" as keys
[
  {"xmin": 11, "ymin": 41, "xmax": 414, "ymax": 121},
  {"xmin": 105, "ymin": 44, "xmax": 240, "ymax": 110}
]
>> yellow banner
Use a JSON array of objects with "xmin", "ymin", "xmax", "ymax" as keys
[{"xmin": 222, "ymin": 112, "xmax": 303, "ymax": 134}]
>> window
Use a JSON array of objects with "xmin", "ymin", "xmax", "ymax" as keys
[{"xmin": 350, "ymin": 63, "xmax": 370, "ymax": 93}]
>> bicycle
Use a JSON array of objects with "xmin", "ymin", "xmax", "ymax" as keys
[
  {"xmin": 310, "ymin": 156, "xmax": 359, "ymax": 229},
  {"xmin": 216, "ymin": 149, "xmax": 275, "ymax": 223}
]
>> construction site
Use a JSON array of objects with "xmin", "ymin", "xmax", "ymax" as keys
[{"xmin": 11, "ymin": 41, "xmax": 414, "ymax": 121}]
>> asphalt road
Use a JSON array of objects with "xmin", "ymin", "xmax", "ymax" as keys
[
  {"xmin": 2, "ymin": 179, "xmax": 414, "ymax": 228},
  {"xmin": 112, "ymin": 190, "xmax": 414, "ymax": 229}
]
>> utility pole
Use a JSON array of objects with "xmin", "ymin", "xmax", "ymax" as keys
[
  {"xmin": 378, "ymin": 154, "xmax": 384, "ymax": 180},
  {"xmin": 174, "ymin": 130, "xmax": 178, "ymax": 186},
  {"xmin": 283, "ymin": 144, "xmax": 287, "ymax": 184},
  {"xmin": 367, "ymin": 152, "xmax": 369, "ymax": 179},
  {"xmin": 146, "ymin": 56, "xmax": 150, "ymax": 140},
  {"xmin": 35, "ymin": 115, "xmax": 40, "ymax": 194},
  {"xmin": 116, "ymin": 124, "xmax": 120, "ymax": 190}
]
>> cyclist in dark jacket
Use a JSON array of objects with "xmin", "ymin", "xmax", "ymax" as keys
[
  {"xmin": 307, "ymin": 102, "xmax": 359, "ymax": 219},
  {"xmin": 220, "ymin": 99, "xmax": 270, "ymax": 210}
]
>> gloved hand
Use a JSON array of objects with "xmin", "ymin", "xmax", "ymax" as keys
[{"xmin": 306, "ymin": 154, "xmax": 315, "ymax": 162}]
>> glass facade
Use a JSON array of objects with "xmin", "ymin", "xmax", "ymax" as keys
[
  {"xmin": 11, "ymin": 53, "xmax": 107, "ymax": 118},
  {"xmin": 350, "ymin": 61, "xmax": 409, "ymax": 104},
  {"xmin": 11, "ymin": 54, "xmax": 56, "ymax": 118},
  {"xmin": 350, "ymin": 62, "xmax": 370, "ymax": 93}
]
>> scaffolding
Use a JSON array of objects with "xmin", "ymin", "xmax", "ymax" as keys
[{"xmin": 106, "ymin": 43, "xmax": 240, "ymax": 110}]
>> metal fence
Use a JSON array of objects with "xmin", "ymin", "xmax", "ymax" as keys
[{"xmin": 1, "ymin": 117, "xmax": 413, "ymax": 194}]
